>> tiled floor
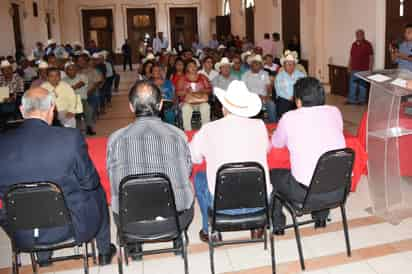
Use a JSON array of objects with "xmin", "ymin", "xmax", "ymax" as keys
[{"xmin": 1, "ymin": 70, "xmax": 412, "ymax": 274}]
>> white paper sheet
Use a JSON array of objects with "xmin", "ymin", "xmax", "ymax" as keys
[
  {"xmin": 0, "ymin": 87, "xmax": 10, "ymax": 102},
  {"xmin": 367, "ymin": 74, "xmax": 392, "ymax": 83}
]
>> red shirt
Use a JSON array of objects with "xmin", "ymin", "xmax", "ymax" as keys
[{"xmin": 350, "ymin": 40, "xmax": 374, "ymax": 71}]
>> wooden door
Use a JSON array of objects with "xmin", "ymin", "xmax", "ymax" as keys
[
  {"xmin": 170, "ymin": 8, "xmax": 198, "ymax": 49},
  {"xmin": 12, "ymin": 4, "xmax": 23, "ymax": 53},
  {"xmin": 216, "ymin": 15, "xmax": 231, "ymax": 40},
  {"xmin": 82, "ymin": 9, "xmax": 114, "ymax": 51},
  {"xmin": 281, "ymin": 0, "xmax": 300, "ymax": 51},
  {"xmin": 385, "ymin": 0, "xmax": 412, "ymax": 68},
  {"xmin": 127, "ymin": 8, "xmax": 156, "ymax": 63},
  {"xmin": 245, "ymin": 7, "xmax": 255, "ymax": 44}
]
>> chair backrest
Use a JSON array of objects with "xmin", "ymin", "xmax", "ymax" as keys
[
  {"xmin": 213, "ymin": 162, "xmax": 269, "ymax": 212},
  {"xmin": 302, "ymin": 148, "xmax": 355, "ymax": 212},
  {"xmin": 4, "ymin": 182, "xmax": 73, "ymax": 234},
  {"xmin": 118, "ymin": 173, "xmax": 181, "ymax": 237}
]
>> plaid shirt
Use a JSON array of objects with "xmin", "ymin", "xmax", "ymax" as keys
[
  {"xmin": 107, "ymin": 117, "xmax": 194, "ymax": 214},
  {"xmin": 0, "ymin": 73, "xmax": 24, "ymax": 95}
]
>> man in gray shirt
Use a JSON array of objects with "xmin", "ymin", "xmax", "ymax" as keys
[
  {"xmin": 242, "ymin": 55, "xmax": 277, "ymax": 123},
  {"xmin": 107, "ymin": 81, "xmax": 194, "ymax": 257}
]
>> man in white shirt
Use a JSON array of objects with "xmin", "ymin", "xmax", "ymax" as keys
[
  {"xmin": 190, "ymin": 80, "xmax": 272, "ymax": 242},
  {"xmin": 242, "ymin": 55, "xmax": 277, "ymax": 123},
  {"xmin": 153, "ymin": 32, "xmax": 169, "ymax": 54}
]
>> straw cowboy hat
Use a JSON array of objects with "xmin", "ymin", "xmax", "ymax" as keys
[
  {"xmin": 217, "ymin": 44, "xmax": 227, "ymax": 50},
  {"xmin": 38, "ymin": 61, "xmax": 49, "ymax": 69},
  {"xmin": 215, "ymin": 57, "xmax": 233, "ymax": 71},
  {"xmin": 280, "ymin": 50, "xmax": 299, "ymax": 65},
  {"xmin": 241, "ymin": 51, "xmax": 252, "ymax": 62},
  {"xmin": 247, "ymin": 54, "xmax": 263, "ymax": 65},
  {"xmin": 0, "ymin": 60, "xmax": 12, "ymax": 68},
  {"xmin": 47, "ymin": 39, "xmax": 57, "ymax": 46},
  {"xmin": 142, "ymin": 53, "xmax": 156, "ymax": 63},
  {"xmin": 214, "ymin": 80, "xmax": 262, "ymax": 118}
]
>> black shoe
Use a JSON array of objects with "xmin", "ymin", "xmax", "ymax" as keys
[
  {"xmin": 98, "ymin": 244, "xmax": 117, "ymax": 266},
  {"xmin": 273, "ymin": 229, "xmax": 285, "ymax": 236},
  {"xmin": 314, "ymin": 219, "xmax": 327, "ymax": 229},
  {"xmin": 199, "ymin": 230, "xmax": 222, "ymax": 243},
  {"xmin": 344, "ymin": 101, "xmax": 358, "ymax": 105},
  {"xmin": 86, "ymin": 127, "xmax": 96, "ymax": 136}
]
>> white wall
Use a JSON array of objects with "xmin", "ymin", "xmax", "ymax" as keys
[
  {"xmin": 0, "ymin": 0, "xmax": 61, "ymax": 57},
  {"xmin": 60, "ymin": 0, "xmax": 218, "ymax": 53}
]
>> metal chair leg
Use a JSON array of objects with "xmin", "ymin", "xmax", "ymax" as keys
[
  {"xmin": 30, "ymin": 253, "xmax": 38, "ymax": 274},
  {"xmin": 208, "ymin": 228, "xmax": 215, "ymax": 274},
  {"xmin": 91, "ymin": 240, "xmax": 97, "ymax": 265},
  {"xmin": 118, "ymin": 245, "xmax": 123, "ymax": 274},
  {"xmin": 264, "ymin": 226, "xmax": 268, "ymax": 250},
  {"xmin": 291, "ymin": 213, "xmax": 305, "ymax": 270},
  {"xmin": 83, "ymin": 243, "xmax": 89, "ymax": 274},
  {"xmin": 182, "ymin": 233, "xmax": 189, "ymax": 274},
  {"xmin": 341, "ymin": 205, "xmax": 352, "ymax": 257},
  {"xmin": 270, "ymin": 232, "xmax": 276, "ymax": 274},
  {"xmin": 124, "ymin": 244, "xmax": 129, "ymax": 266},
  {"xmin": 12, "ymin": 251, "xmax": 19, "ymax": 274}
]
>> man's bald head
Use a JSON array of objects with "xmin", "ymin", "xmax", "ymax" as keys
[
  {"xmin": 128, "ymin": 80, "xmax": 162, "ymax": 117},
  {"xmin": 20, "ymin": 87, "xmax": 55, "ymax": 123}
]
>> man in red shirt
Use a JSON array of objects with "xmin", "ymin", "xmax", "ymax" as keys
[{"xmin": 346, "ymin": 29, "xmax": 374, "ymax": 105}]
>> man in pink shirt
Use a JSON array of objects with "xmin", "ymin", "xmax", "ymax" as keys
[
  {"xmin": 271, "ymin": 77, "xmax": 345, "ymax": 233},
  {"xmin": 258, "ymin": 33, "xmax": 277, "ymax": 57},
  {"xmin": 190, "ymin": 80, "xmax": 272, "ymax": 242}
]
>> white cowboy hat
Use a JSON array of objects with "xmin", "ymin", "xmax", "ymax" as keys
[
  {"xmin": 241, "ymin": 51, "xmax": 252, "ymax": 62},
  {"xmin": 214, "ymin": 80, "xmax": 262, "ymax": 118},
  {"xmin": 280, "ymin": 50, "xmax": 299, "ymax": 65},
  {"xmin": 73, "ymin": 41, "xmax": 82, "ymax": 47},
  {"xmin": 64, "ymin": 61, "xmax": 76, "ymax": 70},
  {"xmin": 38, "ymin": 61, "xmax": 49, "ymax": 69},
  {"xmin": 217, "ymin": 44, "xmax": 227, "ymax": 50},
  {"xmin": 0, "ymin": 60, "xmax": 12, "ymax": 68},
  {"xmin": 247, "ymin": 54, "xmax": 263, "ymax": 65},
  {"xmin": 142, "ymin": 53, "xmax": 156, "ymax": 63},
  {"xmin": 47, "ymin": 39, "xmax": 56, "ymax": 46},
  {"xmin": 215, "ymin": 57, "xmax": 233, "ymax": 71},
  {"xmin": 91, "ymin": 52, "xmax": 102, "ymax": 59}
]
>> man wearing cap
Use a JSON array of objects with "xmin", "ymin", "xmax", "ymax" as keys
[
  {"xmin": 275, "ymin": 50, "xmax": 306, "ymax": 118},
  {"xmin": 31, "ymin": 61, "xmax": 49, "ymax": 88},
  {"xmin": 63, "ymin": 62, "xmax": 89, "ymax": 132},
  {"xmin": 190, "ymin": 80, "xmax": 272, "ymax": 242},
  {"xmin": 45, "ymin": 39, "xmax": 57, "ymax": 56},
  {"xmin": 32, "ymin": 42, "xmax": 45, "ymax": 61},
  {"xmin": 77, "ymin": 53, "xmax": 103, "ymax": 135},
  {"xmin": 212, "ymin": 57, "xmax": 236, "ymax": 90},
  {"xmin": 0, "ymin": 60, "xmax": 24, "ymax": 101},
  {"xmin": 242, "ymin": 55, "xmax": 277, "ymax": 123},
  {"xmin": 41, "ymin": 68, "xmax": 81, "ymax": 128}
]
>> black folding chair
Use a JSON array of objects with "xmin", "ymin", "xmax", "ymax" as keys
[
  {"xmin": 272, "ymin": 148, "xmax": 355, "ymax": 270},
  {"xmin": 4, "ymin": 182, "xmax": 96, "ymax": 274},
  {"xmin": 208, "ymin": 162, "xmax": 275, "ymax": 274},
  {"xmin": 117, "ymin": 173, "xmax": 191, "ymax": 274}
]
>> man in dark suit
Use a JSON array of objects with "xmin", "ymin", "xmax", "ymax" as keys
[{"xmin": 0, "ymin": 87, "xmax": 116, "ymax": 266}]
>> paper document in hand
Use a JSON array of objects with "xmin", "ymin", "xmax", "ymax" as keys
[
  {"xmin": 0, "ymin": 87, "xmax": 10, "ymax": 102},
  {"xmin": 391, "ymin": 78, "xmax": 407, "ymax": 88},
  {"xmin": 367, "ymin": 74, "xmax": 392, "ymax": 83}
]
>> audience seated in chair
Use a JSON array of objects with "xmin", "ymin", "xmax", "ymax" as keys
[
  {"xmin": 190, "ymin": 80, "xmax": 272, "ymax": 242},
  {"xmin": 107, "ymin": 80, "xmax": 194, "ymax": 260},
  {"xmin": 0, "ymin": 87, "xmax": 116, "ymax": 266},
  {"xmin": 176, "ymin": 60, "xmax": 212, "ymax": 131},
  {"xmin": 270, "ymin": 77, "xmax": 346, "ymax": 234}
]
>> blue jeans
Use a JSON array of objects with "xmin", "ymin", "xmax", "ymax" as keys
[
  {"xmin": 348, "ymin": 71, "xmax": 368, "ymax": 104},
  {"xmin": 194, "ymin": 172, "xmax": 262, "ymax": 233},
  {"xmin": 264, "ymin": 101, "xmax": 277, "ymax": 123}
]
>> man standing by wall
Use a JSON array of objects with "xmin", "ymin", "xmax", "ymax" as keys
[
  {"xmin": 391, "ymin": 24, "xmax": 412, "ymax": 72},
  {"xmin": 121, "ymin": 39, "xmax": 133, "ymax": 72},
  {"xmin": 346, "ymin": 29, "xmax": 374, "ymax": 105}
]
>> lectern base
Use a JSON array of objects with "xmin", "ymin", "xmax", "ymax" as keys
[{"xmin": 365, "ymin": 207, "xmax": 412, "ymax": 225}]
